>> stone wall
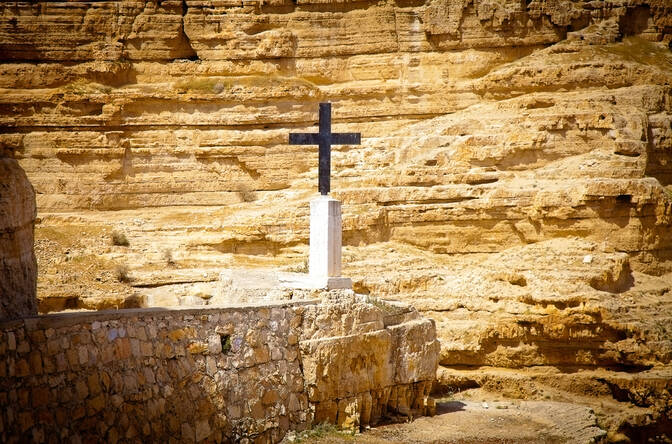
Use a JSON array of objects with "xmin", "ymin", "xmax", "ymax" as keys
[
  {"xmin": 0, "ymin": 155, "xmax": 37, "ymax": 320},
  {"xmin": 0, "ymin": 293, "xmax": 439, "ymax": 443}
]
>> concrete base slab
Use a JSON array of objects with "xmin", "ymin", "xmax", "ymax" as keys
[
  {"xmin": 219, "ymin": 268, "xmax": 279, "ymax": 289},
  {"xmin": 278, "ymin": 272, "xmax": 352, "ymax": 290},
  {"xmin": 218, "ymin": 269, "xmax": 352, "ymax": 291}
]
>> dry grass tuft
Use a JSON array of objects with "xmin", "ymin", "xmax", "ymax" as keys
[
  {"xmin": 111, "ymin": 231, "xmax": 129, "ymax": 247},
  {"xmin": 115, "ymin": 264, "xmax": 131, "ymax": 283}
]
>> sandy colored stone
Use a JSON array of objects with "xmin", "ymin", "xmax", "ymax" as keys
[
  {"xmin": 388, "ymin": 319, "xmax": 440, "ymax": 385},
  {"xmin": 0, "ymin": 157, "xmax": 37, "ymax": 320},
  {"xmin": 0, "ymin": 1, "xmax": 671, "ymax": 442},
  {"xmin": 194, "ymin": 419, "xmax": 211, "ymax": 442},
  {"xmin": 300, "ymin": 329, "xmax": 393, "ymax": 403},
  {"xmin": 187, "ymin": 341, "xmax": 208, "ymax": 355},
  {"xmin": 5, "ymin": 301, "xmax": 436, "ymax": 442}
]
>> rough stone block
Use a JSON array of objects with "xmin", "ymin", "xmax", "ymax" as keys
[
  {"xmin": 360, "ymin": 392, "xmax": 372, "ymax": 426},
  {"xmin": 300, "ymin": 329, "xmax": 393, "ymax": 402},
  {"xmin": 313, "ymin": 400, "xmax": 337, "ymax": 424},
  {"xmin": 336, "ymin": 397, "xmax": 360, "ymax": 430},
  {"xmin": 0, "ymin": 158, "xmax": 37, "ymax": 321},
  {"xmin": 388, "ymin": 319, "xmax": 440, "ymax": 385},
  {"xmin": 195, "ymin": 420, "xmax": 211, "ymax": 442}
]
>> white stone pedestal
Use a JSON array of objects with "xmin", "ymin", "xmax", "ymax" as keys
[
  {"xmin": 278, "ymin": 195, "xmax": 352, "ymax": 290},
  {"xmin": 216, "ymin": 196, "xmax": 351, "ymax": 294},
  {"xmin": 310, "ymin": 195, "xmax": 342, "ymax": 278}
]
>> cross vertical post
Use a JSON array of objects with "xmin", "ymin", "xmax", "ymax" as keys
[
  {"xmin": 319, "ymin": 102, "xmax": 331, "ymax": 195},
  {"xmin": 286, "ymin": 102, "xmax": 360, "ymax": 289}
]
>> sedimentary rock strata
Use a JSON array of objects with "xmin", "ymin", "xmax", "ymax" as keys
[{"xmin": 1, "ymin": 0, "xmax": 672, "ymax": 439}]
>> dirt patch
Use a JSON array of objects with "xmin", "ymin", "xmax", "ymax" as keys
[{"xmin": 293, "ymin": 400, "xmax": 605, "ymax": 444}]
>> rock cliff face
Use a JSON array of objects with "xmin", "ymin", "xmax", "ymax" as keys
[
  {"xmin": 1, "ymin": 0, "xmax": 672, "ymax": 439},
  {"xmin": 0, "ymin": 153, "xmax": 37, "ymax": 320}
]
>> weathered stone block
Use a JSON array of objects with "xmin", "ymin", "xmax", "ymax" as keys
[
  {"xmin": 187, "ymin": 341, "xmax": 208, "ymax": 355},
  {"xmin": 87, "ymin": 373, "xmax": 101, "ymax": 396},
  {"xmin": 16, "ymin": 340, "xmax": 29, "ymax": 354},
  {"xmin": 336, "ymin": 397, "xmax": 360, "ymax": 430},
  {"xmin": 28, "ymin": 352, "xmax": 42, "ymax": 375},
  {"xmin": 388, "ymin": 319, "xmax": 440, "ymax": 385},
  {"xmin": 262, "ymin": 389, "xmax": 280, "ymax": 406},
  {"xmin": 0, "ymin": 158, "xmax": 37, "ymax": 321},
  {"xmin": 7, "ymin": 332, "xmax": 16, "ymax": 350},
  {"xmin": 313, "ymin": 400, "xmax": 337, "ymax": 424},
  {"xmin": 300, "ymin": 329, "xmax": 393, "ymax": 402},
  {"xmin": 207, "ymin": 334, "xmax": 222, "ymax": 354},
  {"xmin": 15, "ymin": 359, "xmax": 29, "ymax": 377},
  {"xmin": 31, "ymin": 387, "xmax": 49, "ymax": 408},
  {"xmin": 195, "ymin": 419, "xmax": 211, "ymax": 442},
  {"xmin": 87, "ymin": 394, "xmax": 105, "ymax": 415}
]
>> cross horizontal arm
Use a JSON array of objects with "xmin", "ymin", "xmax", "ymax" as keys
[
  {"xmin": 332, "ymin": 133, "xmax": 361, "ymax": 145},
  {"xmin": 289, "ymin": 133, "xmax": 321, "ymax": 145},
  {"xmin": 288, "ymin": 102, "xmax": 362, "ymax": 195}
]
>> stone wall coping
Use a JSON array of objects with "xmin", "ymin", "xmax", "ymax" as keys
[{"xmin": 0, "ymin": 299, "xmax": 320, "ymax": 331}]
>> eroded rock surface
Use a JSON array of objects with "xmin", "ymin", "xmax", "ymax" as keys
[
  {"xmin": 1, "ymin": 0, "xmax": 672, "ymax": 440},
  {"xmin": 0, "ymin": 156, "xmax": 37, "ymax": 320}
]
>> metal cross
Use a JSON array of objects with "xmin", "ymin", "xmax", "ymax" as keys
[{"xmin": 289, "ymin": 102, "xmax": 361, "ymax": 195}]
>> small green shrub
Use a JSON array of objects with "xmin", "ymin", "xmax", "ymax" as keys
[
  {"xmin": 365, "ymin": 295, "xmax": 405, "ymax": 315},
  {"xmin": 220, "ymin": 335, "xmax": 231, "ymax": 354},
  {"xmin": 163, "ymin": 248, "xmax": 175, "ymax": 266},
  {"xmin": 111, "ymin": 231, "xmax": 129, "ymax": 247},
  {"xmin": 286, "ymin": 259, "xmax": 308, "ymax": 273},
  {"xmin": 287, "ymin": 423, "xmax": 354, "ymax": 443},
  {"xmin": 115, "ymin": 264, "xmax": 131, "ymax": 283},
  {"xmin": 236, "ymin": 183, "xmax": 257, "ymax": 203}
]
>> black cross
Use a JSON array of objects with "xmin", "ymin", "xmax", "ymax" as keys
[{"xmin": 289, "ymin": 102, "xmax": 361, "ymax": 195}]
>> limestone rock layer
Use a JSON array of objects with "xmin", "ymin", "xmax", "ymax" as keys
[{"xmin": 1, "ymin": 0, "xmax": 672, "ymax": 438}]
